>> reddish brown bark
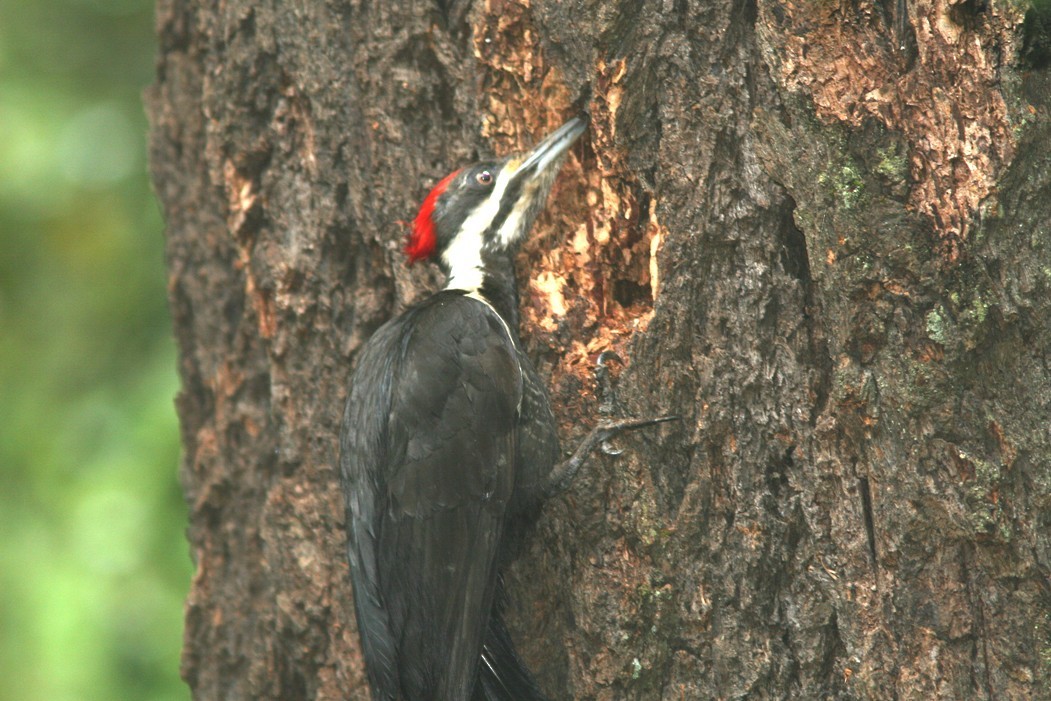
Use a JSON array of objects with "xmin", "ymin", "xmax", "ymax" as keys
[{"xmin": 148, "ymin": 0, "xmax": 1051, "ymax": 698}]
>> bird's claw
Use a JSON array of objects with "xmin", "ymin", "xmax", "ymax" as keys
[
  {"xmin": 598, "ymin": 415, "xmax": 681, "ymax": 434},
  {"xmin": 598, "ymin": 415, "xmax": 678, "ymax": 456},
  {"xmin": 543, "ymin": 414, "xmax": 680, "ymax": 498}
]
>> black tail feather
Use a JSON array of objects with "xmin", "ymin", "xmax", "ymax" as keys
[{"xmin": 473, "ymin": 613, "xmax": 550, "ymax": 701}]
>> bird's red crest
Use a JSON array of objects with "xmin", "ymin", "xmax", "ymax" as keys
[{"xmin": 406, "ymin": 169, "xmax": 461, "ymax": 263}]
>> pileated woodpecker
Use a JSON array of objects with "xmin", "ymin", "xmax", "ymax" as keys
[{"xmin": 340, "ymin": 116, "xmax": 670, "ymax": 700}]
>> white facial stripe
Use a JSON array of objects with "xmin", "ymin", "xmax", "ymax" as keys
[
  {"xmin": 496, "ymin": 183, "xmax": 535, "ymax": 248},
  {"xmin": 454, "ymin": 161, "xmax": 516, "ymax": 247},
  {"xmin": 441, "ymin": 161, "xmax": 518, "ymax": 293}
]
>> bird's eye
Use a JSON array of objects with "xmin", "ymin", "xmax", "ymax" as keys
[{"xmin": 475, "ymin": 170, "xmax": 493, "ymax": 186}]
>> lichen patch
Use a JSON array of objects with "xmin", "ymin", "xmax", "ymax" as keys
[{"xmin": 761, "ymin": 0, "xmax": 1026, "ymax": 261}]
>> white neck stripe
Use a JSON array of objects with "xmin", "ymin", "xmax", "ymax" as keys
[
  {"xmin": 440, "ymin": 162, "xmax": 518, "ymax": 293},
  {"xmin": 464, "ymin": 290, "xmax": 522, "ymax": 413}
]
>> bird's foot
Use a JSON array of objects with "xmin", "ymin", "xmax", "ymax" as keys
[{"xmin": 542, "ymin": 415, "xmax": 679, "ymax": 498}]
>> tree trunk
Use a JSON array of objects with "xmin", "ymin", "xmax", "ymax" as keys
[{"xmin": 147, "ymin": 0, "xmax": 1051, "ymax": 698}]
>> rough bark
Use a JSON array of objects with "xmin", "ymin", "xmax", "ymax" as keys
[{"xmin": 147, "ymin": 0, "xmax": 1051, "ymax": 698}]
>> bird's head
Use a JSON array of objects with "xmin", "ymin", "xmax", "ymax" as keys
[{"xmin": 405, "ymin": 116, "xmax": 587, "ymax": 291}]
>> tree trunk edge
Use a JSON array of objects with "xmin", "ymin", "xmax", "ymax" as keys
[{"xmin": 147, "ymin": 0, "xmax": 1051, "ymax": 698}]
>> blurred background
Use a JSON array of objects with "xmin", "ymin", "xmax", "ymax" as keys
[{"xmin": 0, "ymin": 0, "xmax": 190, "ymax": 699}]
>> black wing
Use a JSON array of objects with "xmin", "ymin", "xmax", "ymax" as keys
[
  {"xmin": 341, "ymin": 293, "xmax": 522, "ymax": 700},
  {"xmin": 341, "ymin": 317, "xmax": 402, "ymax": 699}
]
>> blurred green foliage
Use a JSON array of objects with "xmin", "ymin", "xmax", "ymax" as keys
[{"xmin": 0, "ymin": 0, "xmax": 189, "ymax": 699}]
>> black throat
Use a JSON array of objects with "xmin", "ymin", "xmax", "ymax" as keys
[{"xmin": 475, "ymin": 252, "xmax": 520, "ymax": 331}]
